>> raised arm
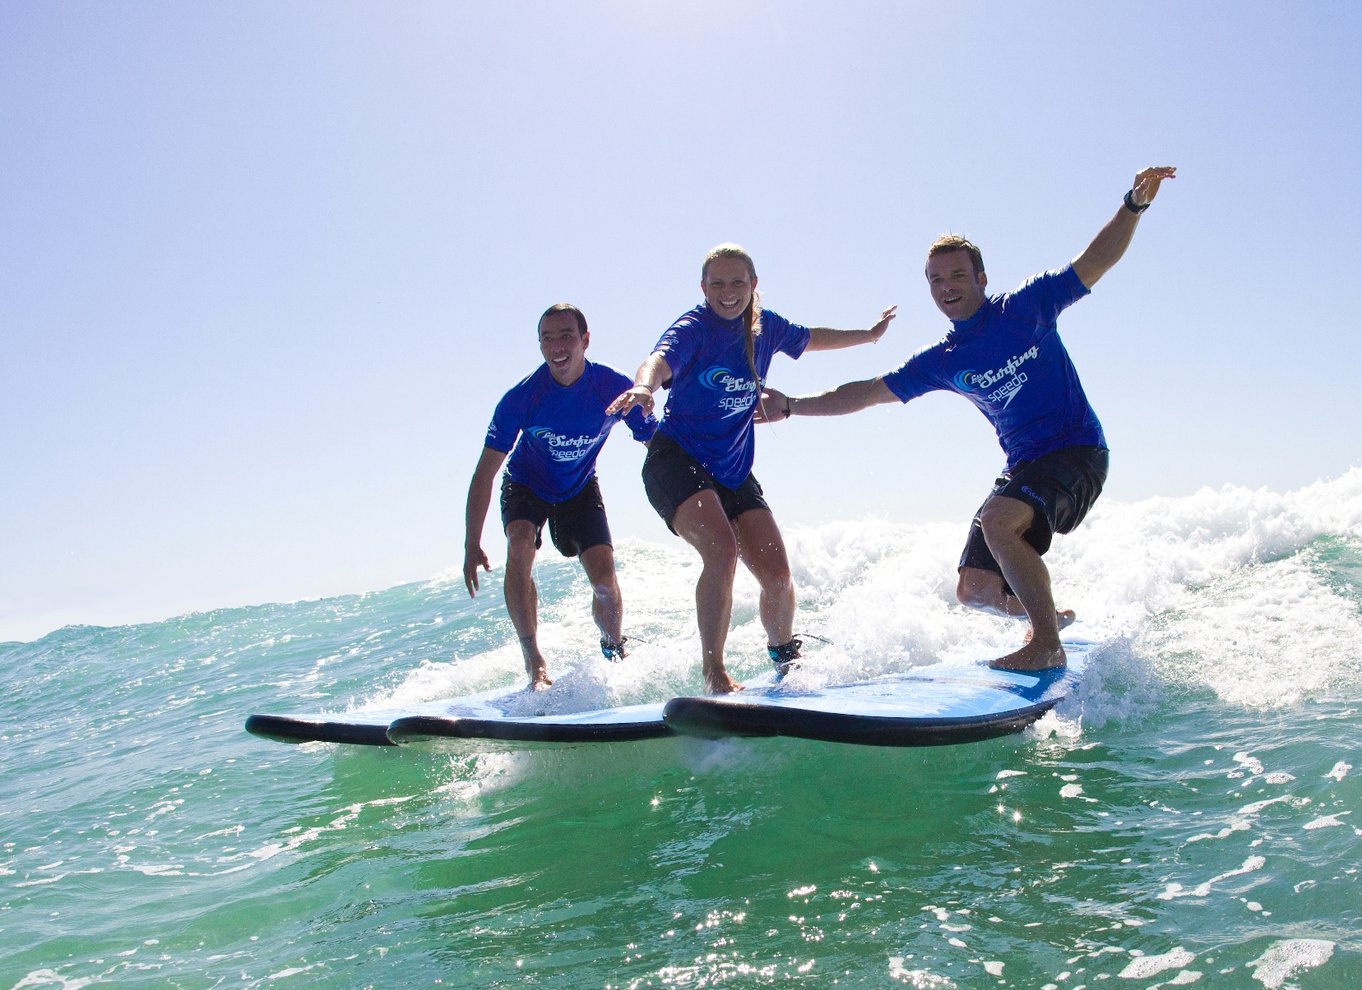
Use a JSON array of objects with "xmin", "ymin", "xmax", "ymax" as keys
[
  {"xmin": 805, "ymin": 306, "xmax": 897, "ymax": 351},
  {"xmin": 756, "ymin": 376, "xmax": 899, "ymax": 423},
  {"xmin": 605, "ymin": 351, "xmax": 674, "ymax": 419},
  {"xmin": 463, "ymin": 445, "xmax": 509, "ymax": 597},
  {"xmin": 1071, "ymin": 166, "xmax": 1177, "ymax": 290}
]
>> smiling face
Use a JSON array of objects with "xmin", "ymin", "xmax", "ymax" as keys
[
  {"xmin": 538, "ymin": 309, "xmax": 589, "ymax": 385},
  {"xmin": 925, "ymin": 249, "xmax": 988, "ymax": 322},
  {"xmin": 701, "ymin": 254, "xmax": 758, "ymax": 322}
]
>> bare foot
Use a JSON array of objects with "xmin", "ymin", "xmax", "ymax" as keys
[
  {"xmin": 1023, "ymin": 609, "xmax": 1077, "ymax": 644},
  {"xmin": 704, "ymin": 673, "xmax": 745, "ymax": 695},
  {"xmin": 989, "ymin": 640, "xmax": 1066, "ymax": 672},
  {"xmin": 529, "ymin": 672, "xmax": 553, "ymax": 691}
]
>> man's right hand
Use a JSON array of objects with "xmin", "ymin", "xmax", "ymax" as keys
[
  {"xmin": 754, "ymin": 387, "xmax": 790, "ymax": 424},
  {"xmin": 463, "ymin": 546, "xmax": 490, "ymax": 597},
  {"xmin": 606, "ymin": 385, "xmax": 655, "ymax": 418}
]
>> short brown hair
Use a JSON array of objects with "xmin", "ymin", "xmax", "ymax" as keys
[
  {"xmin": 537, "ymin": 302, "xmax": 587, "ymax": 336},
  {"xmin": 926, "ymin": 234, "xmax": 984, "ymax": 277}
]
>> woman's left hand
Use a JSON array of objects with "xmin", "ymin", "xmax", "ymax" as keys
[{"xmin": 866, "ymin": 305, "xmax": 897, "ymax": 343}]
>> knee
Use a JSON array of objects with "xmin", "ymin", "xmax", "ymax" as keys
[
  {"xmin": 738, "ymin": 540, "xmax": 792, "ymax": 596},
  {"xmin": 955, "ymin": 573, "xmax": 978, "ymax": 607},
  {"xmin": 701, "ymin": 539, "xmax": 740, "ymax": 577},
  {"xmin": 590, "ymin": 574, "xmax": 620, "ymax": 600},
  {"xmin": 761, "ymin": 564, "xmax": 794, "ymax": 598},
  {"xmin": 978, "ymin": 498, "xmax": 1032, "ymax": 545},
  {"xmin": 713, "ymin": 547, "xmax": 740, "ymax": 578},
  {"xmin": 579, "ymin": 549, "xmax": 619, "ymax": 599},
  {"xmin": 956, "ymin": 568, "xmax": 999, "ymax": 609},
  {"xmin": 505, "ymin": 530, "xmax": 537, "ymax": 569},
  {"xmin": 976, "ymin": 508, "xmax": 1008, "ymax": 547}
]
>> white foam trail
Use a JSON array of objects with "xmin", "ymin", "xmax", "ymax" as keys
[{"xmin": 1158, "ymin": 856, "xmax": 1266, "ymax": 900}]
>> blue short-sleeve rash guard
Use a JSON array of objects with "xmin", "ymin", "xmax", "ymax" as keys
[
  {"xmin": 882, "ymin": 265, "xmax": 1105, "ymax": 467},
  {"xmin": 485, "ymin": 360, "xmax": 657, "ymax": 503},
  {"xmin": 654, "ymin": 303, "xmax": 811, "ymax": 488}
]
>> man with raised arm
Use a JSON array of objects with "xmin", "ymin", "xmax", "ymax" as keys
[{"xmin": 759, "ymin": 166, "xmax": 1176, "ymax": 672}]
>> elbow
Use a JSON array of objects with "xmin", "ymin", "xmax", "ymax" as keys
[{"xmin": 1071, "ymin": 259, "xmax": 1106, "ymax": 290}]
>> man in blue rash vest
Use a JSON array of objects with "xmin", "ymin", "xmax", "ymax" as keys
[
  {"xmin": 463, "ymin": 303, "xmax": 657, "ymax": 690},
  {"xmin": 608, "ymin": 243, "xmax": 896, "ymax": 694},
  {"xmin": 759, "ymin": 166, "xmax": 1177, "ymax": 673}
]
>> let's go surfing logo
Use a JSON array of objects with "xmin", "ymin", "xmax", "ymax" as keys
[
  {"xmin": 952, "ymin": 345, "xmax": 1039, "ymax": 408},
  {"xmin": 529, "ymin": 426, "xmax": 602, "ymax": 461},
  {"xmin": 701, "ymin": 365, "xmax": 757, "ymax": 413}
]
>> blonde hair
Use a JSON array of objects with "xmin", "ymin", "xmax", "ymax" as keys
[{"xmin": 702, "ymin": 243, "xmax": 763, "ymax": 388}]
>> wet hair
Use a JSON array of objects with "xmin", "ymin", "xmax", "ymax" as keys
[
  {"xmin": 701, "ymin": 243, "xmax": 763, "ymax": 389},
  {"xmin": 926, "ymin": 234, "xmax": 985, "ymax": 278},
  {"xmin": 537, "ymin": 302, "xmax": 588, "ymax": 336}
]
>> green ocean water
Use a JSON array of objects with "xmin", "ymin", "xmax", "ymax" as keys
[{"xmin": 3, "ymin": 477, "xmax": 1361, "ymax": 988}]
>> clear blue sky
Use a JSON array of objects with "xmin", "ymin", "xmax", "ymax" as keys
[{"xmin": 4, "ymin": 2, "xmax": 1360, "ymax": 642}]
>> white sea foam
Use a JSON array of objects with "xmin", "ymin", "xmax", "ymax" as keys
[
  {"xmin": 1302, "ymin": 813, "xmax": 1348, "ymax": 830},
  {"xmin": 886, "ymin": 959, "xmax": 954, "ymax": 987},
  {"xmin": 1117, "ymin": 946, "xmax": 1196, "ymax": 978},
  {"xmin": 377, "ymin": 472, "xmax": 1362, "ymax": 737},
  {"xmin": 12, "ymin": 971, "xmax": 97, "ymax": 990},
  {"xmin": 1246, "ymin": 939, "xmax": 1335, "ymax": 988}
]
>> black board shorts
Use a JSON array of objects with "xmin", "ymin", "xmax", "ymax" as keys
[
  {"xmin": 642, "ymin": 433, "xmax": 770, "ymax": 533},
  {"xmin": 958, "ymin": 445, "xmax": 1109, "ymax": 584},
  {"xmin": 500, "ymin": 476, "xmax": 612, "ymax": 558}
]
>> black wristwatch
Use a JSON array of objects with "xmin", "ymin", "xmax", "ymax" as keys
[{"xmin": 1123, "ymin": 189, "xmax": 1150, "ymax": 214}]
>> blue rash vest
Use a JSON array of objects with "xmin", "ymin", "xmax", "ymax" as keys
[
  {"xmin": 485, "ymin": 360, "xmax": 657, "ymax": 503},
  {"xmin": 882, "ymin": 264, "xmax": 1105, "ymax": 469},
  {"xmin": 654, "ymin": 303, "xmax": 810, "ymax": 488}
]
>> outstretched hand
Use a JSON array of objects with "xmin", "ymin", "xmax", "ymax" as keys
[
  {"xmin": 754, "ymin": 386, "xmax": 789, "ymax": 425},
  {"xmin": 606, "ymin": 386, "xmax": 655, "ymax": 418},
  {"xmin": 866, "ymin": 305, "xmax": 898, "ymax": 343},
  {"xmin": 1130, "ymin": 165, "xmax": 1177, "ymax": 207}
]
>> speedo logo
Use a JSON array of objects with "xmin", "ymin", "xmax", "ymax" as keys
[
  {"xmin": 529, "ymin": 427, "xmax": 600, "ymax": 460},
  {"xmin": 952, "ymin": 346, "xmax": 1040, "ymax": 393}
]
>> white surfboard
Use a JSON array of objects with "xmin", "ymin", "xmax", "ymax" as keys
[{"xmin": 661, "ymin": 643, "xmax": 1092, "ymax": 747}]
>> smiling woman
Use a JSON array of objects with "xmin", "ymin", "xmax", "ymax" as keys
[{"xmin": 606, "ymin": 243, "xmax": 896, "ymax": 694}]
